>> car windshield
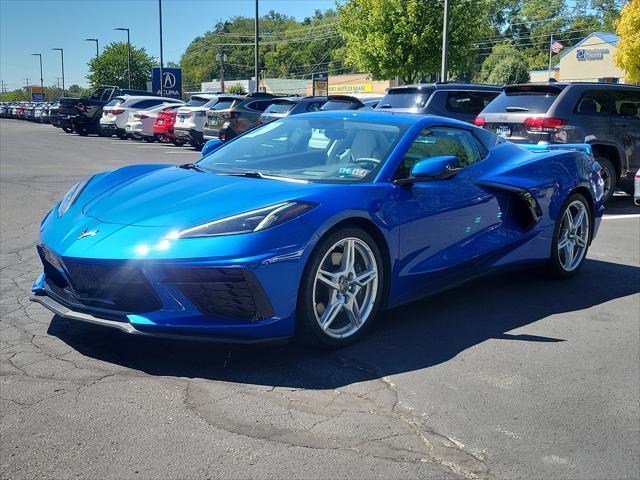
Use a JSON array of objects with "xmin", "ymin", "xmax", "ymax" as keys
[
  {"xmin": 197, "ymin": 117, "xmax": 407, "ymax": 183},
  {"xmin": 377, "ymin": 88, "xmax": 432, "ymax": 109},
  {"xmin": 210, "ymin": 99, "xmax": 238, "ymax": 111},
  {"xmin": 185, "ymin": 97, "xmax": 210, "ymax": 107},
  {"xmin": 483, "ymin": 86, "xmax": 564, "ymax": 114}
]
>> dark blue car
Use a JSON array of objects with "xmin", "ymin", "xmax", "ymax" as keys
[{"xmin": 32, "ymin": 111, "xmax": 604, "ymax": 348}]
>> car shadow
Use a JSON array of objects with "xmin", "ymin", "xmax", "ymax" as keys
[
  {"xmin": 607, "ymin": 194, "xmax": 640, "ymax": 215},
  {"xmin": 48, "ymin": 258, "xmax": 640, "ymax": 389}
]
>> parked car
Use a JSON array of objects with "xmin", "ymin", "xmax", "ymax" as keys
[
  {"xmin": 634, "ymin": 169, "xmax": 640, "ymax": 206},
  {"xmin": 126, "ymin": 102, "xmax": 184, "ymax": 141},
  {"xmin": 153, "ymin": 108, "xmax": 185, "ymax": 146},
  {"xmin": 172, "ymin": 94, "xmax": 219, "ymax": 149},
  {"xmin": 49, "ymin": 102, "xmax": 62, "ymax": 128},
  {"xmin": 258, "ymin": 96, "xmax": 327, "ymax": 124},
  {"xmin": 474, "ymin": 82, "xmax": 640, "ymax": 202},
  {"xmin": 320, "ymin": 94, "xmax": 383, "ymax": 111},
  {"xmin": 202, "ymin": 93, "xmax": 279, "ymax": 142},
  {"xmin": 24, "ymin": 103, "xmax": 37, "ymax": 121},
  {"xmin": 58, "ymin": 85, "xmax": 156, "ymax": 135},
  {"xmin": 375, "ymin": 83, "xmax": 500, "ymax": 123},
  {"xmin": 32, "ymin": 110, "xmax": 604, "ymax": 348},
  {"xmin": 100, "ymin": 95, "xmax": 183, "ymax": 139}
]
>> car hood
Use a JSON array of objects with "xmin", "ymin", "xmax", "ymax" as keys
[{"xmin": 81, "ymin": 164, "xmax": 319, "ymax": 228}]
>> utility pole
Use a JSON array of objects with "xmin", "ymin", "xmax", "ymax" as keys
[
  {"xmin": 440, "ymin": 0, "xmax": 450, "ymax": 82},
  {"xmin": 158, "ymin": 0, "xmax": 164, "ymax": 95},
  {"xmin": 548, "ymin": 34, "xmax": 553, "ymax": 81},
  {"xmin": 25, "ymin": 78, "xmax": 30, "ymax": 88},
  {"xmin": 55, "ymin": 77, "xmax": 61, "ymax": 90},
  {"xmin": 216, "ymin": 51, "xmax": 226, "ymax": 93},
  {"xmin": 52, "ymin": 48, "xmax": 65, "ymax": 96},
  {"xmin": 254, "ymin": 0, "xmax": 259, "ymax": 93},
  {"xmin": 115, "ymin": 28, "xmax": 131, "ymax": 89}
]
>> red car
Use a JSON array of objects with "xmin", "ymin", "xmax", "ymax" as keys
[{"xmin": 153, "ymin": 109, "xmax": 186, "ymax": 146}]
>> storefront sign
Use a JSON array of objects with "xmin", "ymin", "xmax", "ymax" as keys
[
  {"xmin": 328, "ymin": 83, "xmax": 373, "ymax": 94},
  {"xmin": 312, "ymin": 73, "xmax": 328, "ymax": 97},
  {"xmin": 576, "ymin": 48, "xmax": 610, "ymax": 61}
]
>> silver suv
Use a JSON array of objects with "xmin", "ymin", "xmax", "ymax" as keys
[{"xmin": 475, "ymin": 82, "xmax": 640, "ymax": 202}]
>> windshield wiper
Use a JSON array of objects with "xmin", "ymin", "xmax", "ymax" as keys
[
  {"xmin": 226, "ymin": 171, "xmax": 267, "ymax": 179},
  {"xmin": 378, "ymin": 104, "xmax": 392, "ymax": 109},
  {"xmin": 505, "ymin": 106, "xmax": 531, "ymax": 112},
  {"xmin": 222, "ymin": 171, "xmax": 310, "ymax": 183},
  {"xmin": 178, "ymin": 163, "xmax": 206, "ymax": 172}
]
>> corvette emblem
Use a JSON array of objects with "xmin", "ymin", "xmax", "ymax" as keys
[{"xmin": 77, "ymin": 228, "xmax": 99, "ymax": 239}]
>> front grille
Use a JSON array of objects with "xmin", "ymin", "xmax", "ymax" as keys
[
  {"xmin": 160, "ymin": 267, "xmax": 274, "ymax": 321},
  {"xmin": 37, "ymin": 246, "xmax": 162, "ymax": 315}
]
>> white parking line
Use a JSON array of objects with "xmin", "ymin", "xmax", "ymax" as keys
[{"xmin": 602, "ymin": 214, "xmax": 640, "ymax": 220}]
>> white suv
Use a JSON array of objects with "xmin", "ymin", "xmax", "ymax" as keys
[
  {"xmin": 173, "ymin": 94, "xmax": 218, "ymax": 149},
  {"xmin": 101, "ymin": 95, "xmax": 182, "ymax": 139},
  {"xmin": 126, "ymin": 102, "xmax": 184, "ymax": 141}
]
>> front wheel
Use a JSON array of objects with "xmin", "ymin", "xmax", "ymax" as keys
[
  {"xmin": 548, "ymin": 193, "xmax": 592, "ymax": 278},
  {"xmin": 296, "ymin": 228, "xmax": 384, "ymax": 348},
  {"xmin": 171, "ymin": 138, "xmax": 186, "ymax": 147}
]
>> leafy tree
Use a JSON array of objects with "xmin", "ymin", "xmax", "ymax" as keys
[
  {"xmin": 476, "ymin": 44, "xmax": 530, "ymax": 85},
  {"xmin": 0, "ymin": 89, "xmax": 28, "ymax": 102},
  {"xmin": 615, "ymin": 0, "xmax": 640, "ymax": 83},
  {"xmin": 226, "ymin": 84, "xmax": 246, "ymax": 94},
  {"xmin": 336, "ymin": 0, "xmax": 493, "ymax": 83},
  {"xmin": 67, "ymin": 84, "xmax": 83, "ymax": 96},
  {"xmin": 87, "ymin": 42, "xmax": 155, "ymax": 90}
]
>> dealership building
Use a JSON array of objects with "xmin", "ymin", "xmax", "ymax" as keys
[{"xmin": 529, "ymin": 32, "xmax": 627, "ymax": 84}]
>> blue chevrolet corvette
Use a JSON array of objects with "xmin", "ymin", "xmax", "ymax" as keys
[{"xmin": 32, "ymin": 111, "xmax": 605, "ymax": 348}]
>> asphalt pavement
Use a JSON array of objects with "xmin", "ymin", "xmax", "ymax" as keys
[{"xmin": 1, "ymin": 119, "xmax": 639, "ymax": 480}]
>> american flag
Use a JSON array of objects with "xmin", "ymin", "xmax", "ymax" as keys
[{"xmin": 551, "ymin": 40, "xmax": 564, "ymax": 54}]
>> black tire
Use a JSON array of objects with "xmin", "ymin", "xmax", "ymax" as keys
[
  {"xmin": 296, "ymin": 227, "xmax": 385, "ymax": 349},
  {"xmin": 171, "ymin": 138, "xmax": 186, "ymax": 147},
  {"xmin": 596, "ymin": 156, "xmax": 616, "ymax": 203},
  {"xmin": 62, "ymin": 126, "xmax": 74, "ymax": 134},
  {"xmin": 548, "ymin": 193, "xmax": 592, "ymax": 278},
  {"xmin": 116, "ymin": 131, "xmax": 128, "ymax": 140},
  {"xmin": 76, "ymin": 125, "xmax": 89, "ymax": 136},
  {"xmin": 143, "ymin": 136, "xmax": 154, "ymax": 142}
]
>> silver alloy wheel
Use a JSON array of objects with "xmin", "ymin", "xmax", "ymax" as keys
[
  {"xmin": 600, "ymin": 165, "xmax": 612, "ymax": 199},
  {"xmin": 558, "ymin": 200, "xmax": 590, "ymax": 272},
  {"xmin": 312, "ymin": 237, "xmax": 378, "ymax": 339}
]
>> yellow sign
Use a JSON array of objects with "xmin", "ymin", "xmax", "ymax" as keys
[
  {"xmin": 328, "ymin": 83, "xmax": 373, "ymax": 94},
  {"xmin": 30, "ymin": 86, "xmax": 44, "ymax": 93},
  {"xmin": 313, "ymin": 79, "xmax": 328, "ymax": 97}
]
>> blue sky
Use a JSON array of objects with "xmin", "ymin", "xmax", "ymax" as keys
[{"xmin": 0, "ymin": 0, "xmax": 335, "ymax": 91}]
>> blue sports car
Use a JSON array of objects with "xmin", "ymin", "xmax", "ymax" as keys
[{"xmin": 32, "ymin": 111, "xmax": 605, "ymax": 348}]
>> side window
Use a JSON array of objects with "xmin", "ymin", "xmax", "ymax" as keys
[
  {"xmin": 100, "ymin": 88, "xmax": 113, "ymax": 101},
  {"xmin": 446, "ymin": 91, "xmax": 498, "ymax": 114},
  {"xmin": 307, "ymin": 102, "xmax": 322, "ymax": 112},
  {"xmin": 395, "ymin": 127, "xmax": 485, "ymax": 179},
  {"xmin": 611, "ymin": 90, "xmax": 640, "ymax": 118},
  {"xmin": 574, "ymin": 91, "xmax": 612, "ymax": 115}
]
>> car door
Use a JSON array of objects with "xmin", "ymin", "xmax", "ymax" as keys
[
  {"xmin": 389, "ymin": 126, "xmax": 505, "ymax": 303},
  {"xmin": 611, "ymin": 89, "xmax": 640, "ymax": 175}
]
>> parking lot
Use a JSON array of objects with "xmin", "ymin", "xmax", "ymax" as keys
[{"xmin": 1, "ymin": 119, "xmax": 639, "ymax": 479}]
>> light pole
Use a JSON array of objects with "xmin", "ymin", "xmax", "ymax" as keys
[
  {"xmin": 254, "ymin": 0, "xmax": 259, "ymax": 93},
  {"xmin": 52, "ymin": 48, "xmax": 65, "ymax": 96},
  {"xmin": 85, "ymin": 38, "xmax": 99, "ymax": 59},
  {"xmin": 158, "ymin": 0, "xmax": 164, "ymax": 96},
  {"xmin": 440, "ymin": 0, "xmax": 450, "ymax": 82},
  {"xmin": 115, "ymin": 27, "xmax": 131, "ymax": 89},
  {"xmin": 31, "ymin": 53, "xmax": 43, "ymax": 99}
]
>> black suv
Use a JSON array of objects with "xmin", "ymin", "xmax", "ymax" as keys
[
  {"xmin": 374, "ymin": 83, "xmax": 500, "ymax": 123},
  {"xmin": 58, "ymin": 85, "xmax": 154, "ymax": 136},
  {"xmin": 475, "ymin": 83, "xmax": 640, "ymax": 202}
]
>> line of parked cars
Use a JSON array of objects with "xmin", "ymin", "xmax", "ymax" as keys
[
  {"xmin": 0, "ymin": 101, "xmax": 59, "ymax": 123},
  {"xmin": 3, "ymin": 81, "xmax": 638, "ymax": 203}
]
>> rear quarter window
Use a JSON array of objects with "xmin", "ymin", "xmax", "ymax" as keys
[
  {"xmin": 574, "ymin": 91, "xmax": 612, "ymax": 115},
  {"xmin": 264, "ymin": 102, "xmax": 295, "ymax": 114}
]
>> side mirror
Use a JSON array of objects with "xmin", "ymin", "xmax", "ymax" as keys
[
  {"xmin": 395, "ymin": 156, "xmax": 461, "ymax": 186},
  {"xmin": 201, "ymin": 138, "xmax": 223, "ymax": 157}
]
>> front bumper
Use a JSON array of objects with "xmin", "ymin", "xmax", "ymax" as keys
[{"xmin": 31, "ymin": 238, "xmax": 308, "ymax": 342}]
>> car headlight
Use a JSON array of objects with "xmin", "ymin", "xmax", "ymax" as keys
[
  {"xmin": 172, "ymin": 201, "xmax": 317, "ymax": 238},
  {"xmin": 57, "ymin": 177, "xmax": 91, "ymax": 217}
]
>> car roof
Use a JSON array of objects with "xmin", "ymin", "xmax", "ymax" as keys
[
  {"xmin": 505, "ymin": 82, "xmax": 640, "ymax": 91},
  {"xmin": 388, "ymin": 82, "xmax": 501, "ymax": 92},
  {"xmin": 295, "ymin": 109, "xmax": 457, "ymax": 125}
]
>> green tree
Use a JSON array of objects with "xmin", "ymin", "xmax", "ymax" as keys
[
  {"xmin": 476, "ymin": 44, "xmax": 530, "ymax": 85},
  {"xmin": 336, "ymin": 0, "xmax": 493, "ymax": 83},
  {"xmin": 615, "ymin": 0, "xmax": 640, "ymax": 83},
  {"xmin": 0, "ymin": 89, "xmax": 28, "ymax": 102},
  {"xmin": 226, "ymin": 84, "xmax": 246, "ymax": 94},
  {"xmin": 87, "ymin": 42, "xmax": 155, "ymax": 89},
  {"xmin": 67, "ymin": 84, "xmax": 84, "ymax": 96}
]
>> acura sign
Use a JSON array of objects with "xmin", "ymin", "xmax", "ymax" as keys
[{"xmin": 151, "ymin": 67, "xmax": 182, "ymax": 98}]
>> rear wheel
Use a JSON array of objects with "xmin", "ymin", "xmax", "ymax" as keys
[
  {"xmin": 171, "ymin": 138, "xmax": 186, "ymax": 147},
  {"xmin": 596, "ymin": 156, "xmax": 616, "ymax": 203},
  {"xmin": 143, "ymin": 136, "xmax": 154, "ymax": 142},
  {"xmin": 116, "ymin": 131, "xmax": 128, "ymax": 140},
  {"xmin": 296, "ymin": 228, "xmax": 384, "ymax": 349},
  {"xmin": 62, "ymin": 126, "xmax": 74, "ymax": 134},
  {"xmin": 548, "ymin": 193, "xmax": 592, "ymax": 278}
]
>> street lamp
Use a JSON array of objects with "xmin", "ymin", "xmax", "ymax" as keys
[
  {"xmin": 52, "ymin": 48, "xmax": 65, "ymax": 97},
  {"xmin": 114, "ymin": 27, "xmax": 131, "ymax": 89},
  {"xmin": 31, "ymin": 53, "xmax": 43, "ymax": 99},
  {"xmin": 85, "ymin": 38, "xmax": 99, "ymax": 58}
]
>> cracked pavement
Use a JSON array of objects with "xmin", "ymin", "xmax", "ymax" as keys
[{"xmin": 1, "ymin": 120, "xmax": 639, "ymax": 479}]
